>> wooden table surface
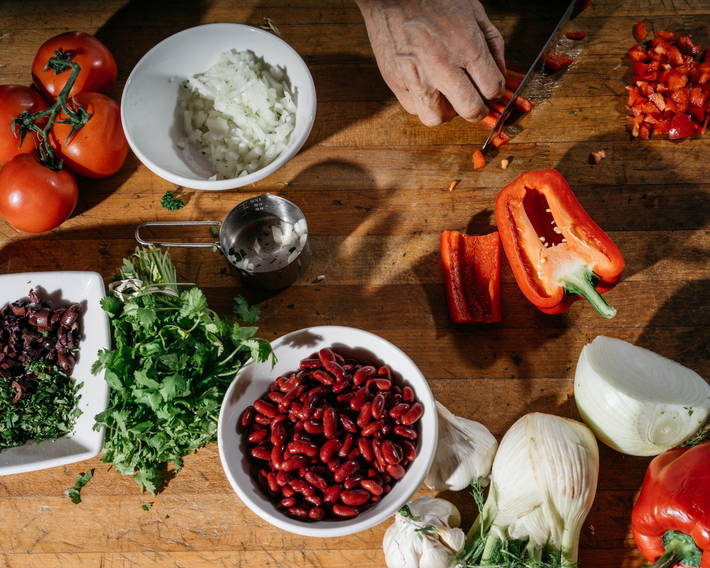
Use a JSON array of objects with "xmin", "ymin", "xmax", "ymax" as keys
[{"xmin": 1, "ymin": 1, "xmax": 709, "ymax": 566}]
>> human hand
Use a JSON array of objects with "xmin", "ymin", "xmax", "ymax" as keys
[{"xmin": 356, "ymin": 0, "xmax": 505, "ymax": 126}]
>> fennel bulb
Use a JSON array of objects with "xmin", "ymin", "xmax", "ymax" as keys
[
  {"xmin": 460, "ymin": 413, "xmax": 599, "ymax": 568},
  {"xmin": 425, "ymin": 401, "xmax": 498, "ymax": 491},
  {"xmin": 383, "ymin": 497, "xmax": 466, "ymax": 568},
  {"xmin": 575, "ymin": 336, "xmax": 709, "ymax": 456}
]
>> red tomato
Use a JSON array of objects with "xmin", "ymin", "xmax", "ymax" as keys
[
  {"xmin": 50, "ymin": 92, "xmax": 128, "ymax": 178},
  {"xmin": 0, "ymin": 153, "xmax": 78, "ymax": 233},
  {"xmin": 0, "ymin": 85, "xmax": 47, "ymax": 165},
  {"xmin": 32, "ymin": 32, "xmax": 117, "ymax": 101}
]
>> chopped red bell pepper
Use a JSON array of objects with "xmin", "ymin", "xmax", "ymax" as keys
[
  {"xmin": 494, "ymin": 169, "xmax": 624, "ymax": 318},
  {"xmin": 491, "ymin": 132, "xmax": 511, "ymax": 148},
  {"xmin": 632, "ymin": 441, "xmax": 710, "ymax": 568},
  {"xmin": 504, "ymin": 69, "xmax": 524, "ymax": 91},
  {"xmin": 503, "ymin": 88, "xmax": 534, "ymax": 113},
  {"xmin": 440, "ymin": 231, "xmax": 502, "ymax": 324},
  {"xmin": 633, "ymin": 21, "xmax": 648, "ymax": 43},
  {"xmin": 471, "ymin": 149, "xmax": 486, "ymax": 170},
  {"xmin": 668, "ymin": 112, "xmax": 695, "ymax": 138},
  {"xmin": 544, "ymin": 53, "xmax": 575, "ymax": 72},
  {"xmin": 565, "ymin": 31, "xmax": 587, "ymax": 40}
]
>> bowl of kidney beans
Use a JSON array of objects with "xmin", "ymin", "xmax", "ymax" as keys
[{"xmin": 218, "ymin": 326, "xmax": 438, "ymax": 537}]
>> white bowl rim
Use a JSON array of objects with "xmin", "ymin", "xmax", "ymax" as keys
[
  {"xmin": 217, "ymin": 325, "xmax": 438, "ymax": 537},
  {"xmin": 120, "ymin": 22, "xmax": 317, "ymax": 191}
]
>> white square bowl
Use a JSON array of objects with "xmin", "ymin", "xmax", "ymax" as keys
[{"xmin": 0, "ymin": 271, "xmax": 110, "ymax": 475}]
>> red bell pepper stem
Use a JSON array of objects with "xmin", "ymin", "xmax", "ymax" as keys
[
  {"xmin": 648, "ymin": 532, "xmax": 701, "ymax": 568},
  {"xmin": 561, "ymin": 265, "xmax": 617, "ymax": 319}
]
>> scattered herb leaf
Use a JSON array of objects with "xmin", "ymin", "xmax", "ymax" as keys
[
  {"xmin": 161, "ymin": 190, "xmax": 185, "ymax": 211},
  {"xmin": 67, "ymin": 469, "xmax": 94, "ymax": 504}
]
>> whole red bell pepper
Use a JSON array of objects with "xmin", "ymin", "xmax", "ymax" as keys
[
  {"xmin": 494, "ymin": 169, "xmax": 624, "ymax": 318},
  {"xmin": 632, "ymin": 441, "xmax": 710, "ymax": 568}
]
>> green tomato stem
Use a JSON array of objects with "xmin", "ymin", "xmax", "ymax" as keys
[{"xmin": 561, "ymin": 265, "xmax": 617, "ymax": 319}]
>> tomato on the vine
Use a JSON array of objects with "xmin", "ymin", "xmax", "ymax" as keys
[
  {"xmin": 0, "ymin": 153, "xmax": 78, "ymax": 233},
  {"xmin": 0, "ymin": 85, "xmax": 47, "ymax": 165},
  {"xmin": 32, "ymin": 32, "xmax": 117, "ymax": 100},
  {"xmin": 51, "ymin": 92, "xmax": 128, "ymax": 178}
]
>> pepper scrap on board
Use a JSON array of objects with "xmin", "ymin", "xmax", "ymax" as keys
[
  {"xmin": 632, "ymin": 440, "xmax": 710, "ymax": 568},
  {"xmin": 439, "ymin": 231, "xmax": 502, "ymax": 324},
  {"xmin": 494, "ymin": 169, "xmax": 624, "ymax": 318}
]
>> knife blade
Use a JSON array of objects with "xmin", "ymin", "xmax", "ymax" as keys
[{"xmin": 481, "ymin": 0, "xmax": 578, "ymax": 152}]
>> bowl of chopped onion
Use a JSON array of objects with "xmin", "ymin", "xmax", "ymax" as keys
[{"xmin": 121, "ymin": 23, "xmax": 316, "ymax": 190}]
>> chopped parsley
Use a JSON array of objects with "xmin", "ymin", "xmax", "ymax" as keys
[
  {"xmin": 67, "ymin": 470, "xmax": 94, "ymax": 504},
  {"xmin": 160, "ymin": 190, "xmax": 185, "ymax": 211}
]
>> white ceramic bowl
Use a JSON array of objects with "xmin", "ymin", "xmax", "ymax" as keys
[
  {"xmin": 0, "ymin": 271, "xmax": 110, "ymax": 475},
  {"xmin": 218, "ymin": 326, "xmax": 438, "ymax": 537},
  {"xmin": 121, "ymin": 23, "xmax": 317, "ymax": 190}
]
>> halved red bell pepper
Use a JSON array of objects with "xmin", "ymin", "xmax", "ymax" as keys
[
  {"xmin": 632, "ymin": 441, "xmax": 710, "ymax": 568},
  {"xmin": 440, "ymin": 231, "xmax": 501, "ymax": 323},
  {"xmin": 494, "ymin": 169, "xmax": 624, "ymax": 318}
]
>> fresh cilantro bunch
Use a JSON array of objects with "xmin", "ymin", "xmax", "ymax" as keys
[
  {"xmin": 0, "ymin": 361, "xmax": 81, "ymax": 449},
  {"xmin": 93, "ymin": 247, "xmax": 273, "ymax": 494}
]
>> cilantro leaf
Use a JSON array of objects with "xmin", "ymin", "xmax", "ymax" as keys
[
  {"xmin": 67, "ymin": 470, "xmax": 94, "ymax": 504},
  {"xmin": 233, "ymin": 296, "xmax": 260, "ymax": 323},
  {"xmin": 160, "ymin": 190, "xmax": 185, "ymax": 211}
]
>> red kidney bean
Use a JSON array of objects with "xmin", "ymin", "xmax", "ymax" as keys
[
  {"xmin": 358, "ymin": 437, "xmax": 375, "ymax": 462},
  {"xmin": 371, "ymin": 392, "xmax": 386, "ymax": 419},
  {"xmin": 350, "ymin": 388, "xmax": 369, "ymax": 411},
  {"xmin": 353, "ymin": 365, "xmax": 376, "ymax": 385},
  {"xmin": 389, "ymin": 393, "xmax": 403, "ymax": 407},
  {"xmin": 402, "ymin": 386, "xmax": 415, "ymax": 403},
  {"xmin": 299, "ymin": 358, "xmax": 322, "ymax": 370},
  {"xmin": 338, "ymin": 433, "xmax": 355, "ymax": 458},
  {"xmin": 279, "ymin": 497, "xmax": 297, "ymax": 508},
  {"xmin": 304, "ymin": 471, "xmax": 328, "ymax": 492},
  {"xmin": 271, "ymin": 445, "xmax": 284, "ymax": 468},
  {"xmin": 371, "ymin": 495, "xmax": 381, "ymax": 503},
  {"xmin": 381, "ymin": 440, "xmax": 402, "ymax": 465},
  {"xmin": 401, "ymin": 402, "xmax": 424, "ymax": 426},
  {"xmin": 272, "ymin": 413, "xmax": 289, "ymax": 424},
  {"xmin": 312, "ymin": 407, "xmax": 325, "ymax": 420},
  {"xmin": 309, "ymin": 507, "xmax": 325, "ymax": 520},
  {"xmin": 367, "ymin": 378, "xmax": 392, "ymax": 391},
  {"xmin": 312, "ymin": 369, "xmax": 335, "ymax": 385},
  {"xmin": 267, "ymin": 391, "xmax": 285, "ymax": 404},
  {"xmin": 282, "ymin": 485, "xmax": 295, "ymax": 498},
  {"xmin": 306, "ymin": 385, "xmax": 326, "ymax": 398},
  {"xmin": 337, "ymin": 391, "xmax": 355, "ymax": 404},
  {"xmin": 324, "ymin": 361, "xmax": 345, "ymax": 382},
  {"xmin": 340, "ymin": 489, "xmax": 370, "ymax": 506},
  {"xmin": 290, "ymin": 478, "xmax": 315, "ymax": 496},
  {"xmin": 281, "ymin": 455, "xmax": 307, "ymax": 472},
  {"xmin": 254, "ymin": 399, "xmax": 278, "ymax": 418},
  {"xmin": 250, "ymin": 446, "xmax": 271, "ymax": 461},
  {"xmin": 344, "ymin": 474, "xmax": 364, "ymax": 490},
  {"xmin": 254, "ymin": 414, "xmax": 271, "ymax": 426},
  {"xmin": 361, "ymin": 420, "xmax": 385, "ymax": 437},
  {"xmin": 323, "ymin": 407, "xmax": 338, "ymax": 439},
  {"xmin": 327, "ymin": 458, "xmax": 341, "ymax": 472},
  {"xmin": 331, "ymin": 379, "xmax": 350, "ymax": 394},
  {"xmin": 247, "ymin": 428, "xmax": 267, "ymax": 444},
  {"xmin": 324, "ymin": 485, "xmax": 342, "ymax": 504},
  {"xmin": 239, "ymin": 406, "xmax": 255, "ymax": 431},
  {"xmin": 319, "ymin": 438, "xmax": 340, "ymax": 462},
  {"xmin": 276, "ymin": 471, "xmax": 291, "ymax": 486},
  {"xmin": 357, "ymin": 403, "xmax": 372, "ymax": 428},
  {"xmin": 333, "ymin": 504, "xmax": 359, "ymax": 518},
  {"xmin": 287, "ymin": 506, "xmax": 309, "ymax": 519},
  {"xmin": 282, "ymin": 384, "xmax": 306, "ymax": 408},
  {"xmin": 270, "ymin": 422, "xmax": 287, "ymax": 446},
  {"xmin": 393, "ymin": 425, "xmax": 418, "ymax": 440},
  {"xmin": 334, "ymin": 460, "xmax": 359, "ymax": 483},
  {"xmin": 286, "ymin": 440, "xmax": 318, "ymax": 457},
  {"xmin": 339, "ymin": 414, "xmax": 357, "ymax": 433},
  {"xmin": 318, "ymin": 348, "xmax": 336, "ymax": 365},
  {"xmin": 389, "ymin": 403, "xmax": 410, "ymax": 421},
  {"xmin": 304, "ymin": 494, "xmax": 322, "ymax": 507},
  {"xmin": 360, "ymin": 479, "xmax": 383, "ymax": 495},
  {"xmin": 267, "ymin": 472, "xmax": 279, "ymax": 494},
  {"xmin": 347, "ymin": 447, "xmax": 360, "ymax": 461},
  {"xmin": 303, "ymin": 420, "xmax": 324, "ymax": 435},
  {"xmin": 400, "ymin": 439, "xmax": 417, "ymax": 462},
  {"xmin": 386, "ymin": 464, "xmax": 406, "ymax": 480}
]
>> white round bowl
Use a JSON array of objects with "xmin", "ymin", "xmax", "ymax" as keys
[
  {"xmin": 121, "ymin": 23, "xmax": 316, "ymax": 190},
  {"xmin": 218, "ymin": 326, "xmax": 438, "ymax": 537}
]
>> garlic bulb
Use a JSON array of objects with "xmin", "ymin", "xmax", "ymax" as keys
[
  {"xmin": 425, "ymin": 401, "xmax": 497, "ymax": 491},
  {"xmin": 575, "ymin": 336, "xmax": 710, "ymax": 456},
  {"xmin": 462, "ymin": 413, "xmax": 598, "ymax": 567},
  {"xmin": 383, "ymin": 497, "xmax": 465, "ymax": 568}
]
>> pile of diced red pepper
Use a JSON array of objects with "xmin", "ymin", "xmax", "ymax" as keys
[{"xmin": 627, "ymin": 22, "xmax": 710, "ymax": 139}]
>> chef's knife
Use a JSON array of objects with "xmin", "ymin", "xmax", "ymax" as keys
[{"xmin": 480, "ymin": 0, "xmax": 578, "ymax": 152}]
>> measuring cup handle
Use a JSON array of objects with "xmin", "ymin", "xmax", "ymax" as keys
[{"xmin": 135, "ymin": 221, "xmax": 222, "ymax": 248}]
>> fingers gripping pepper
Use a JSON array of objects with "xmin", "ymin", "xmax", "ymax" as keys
[{"xmin": 494, "ymin": 169, "xmax": 624, "ymax": 318}]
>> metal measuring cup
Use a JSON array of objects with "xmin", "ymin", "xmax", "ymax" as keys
[{"xmin": 135, "ymin": 194, "xmax": 311, "ymax": 291}]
